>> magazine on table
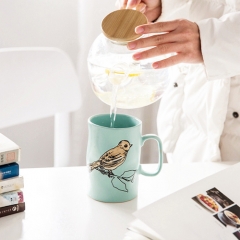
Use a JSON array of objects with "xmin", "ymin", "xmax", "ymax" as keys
[{"xmin": 124, "ymin": 162, "xmax": 240, "ymax": 240}]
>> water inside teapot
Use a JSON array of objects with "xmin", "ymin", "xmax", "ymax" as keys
[
  {"xmin": 88, "ymin": 33, "xmax": 169, "ymax": 127},
  {"xmin": 105, "ymin": 64, "xmax": 161, "ymax": 127}
]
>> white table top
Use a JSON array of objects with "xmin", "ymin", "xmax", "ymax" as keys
[{"xmin": 0, "ymin": 162, "xmax": 237, "ymax": 240}]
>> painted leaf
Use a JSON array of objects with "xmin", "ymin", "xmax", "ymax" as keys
[
  {"xmin": 122, "ymin": 175, "xmax": 135, "ymax": 183},
  {"xmin": 111, "ymin": 177, "xmax": 128, "ymax": 192},
  {"xmin": 120, "ymin": 170, "xmax": 136, "ymax": 178}
]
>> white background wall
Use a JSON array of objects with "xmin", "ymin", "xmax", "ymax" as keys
[
  {"xmin": 0, "ymin": 0, "xmax": 79, "ymax": 168},
  {"xmin": 0, "ymin": 0, "xmax": 162, "ymax": 168}
]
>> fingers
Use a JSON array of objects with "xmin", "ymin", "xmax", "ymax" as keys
[
  {"xmin": 126, "ymin": 0, "xmax": 141, "ymax": 9},
  {"xmin": 135, "ymin": 2, "xmax": 147, "ymax": 13},
  {"xmin": 128, "ymin": 32, "xmax": 177, "ymax": 50},
  {"xmin": 116, "ymin": 0, "xmax": 141, "ymax": 9},
  {"xmin": 135, "ymin": 20, "xmax": 179, "ymax": 34},
  {"xmin": 152, "ymin": 55, "xmax": 183, "ymax": 69},
  {"xmin": 116, "ymin": 0, "xmax": 145, "ymax": 11},
  {"xmin": 121, "ymin": 1, "xmax": 128, "ymax": 9},
  {"xmin": 132, "ymin": 43, "xmax": 181, "ymax": 60},
  {"xmin": 128, "ymin": 20, "xmax": 203, "ymax": 67}
]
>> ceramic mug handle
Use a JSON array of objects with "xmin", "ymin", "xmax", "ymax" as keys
[{"xmin": 139, "ymin": 134, "xmax": 163, "ymax": 176}]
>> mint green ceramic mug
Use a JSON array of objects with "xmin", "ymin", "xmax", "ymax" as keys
[{"xmin": 86, "ymin": 114, "xmax": 163, "ymax": 203}]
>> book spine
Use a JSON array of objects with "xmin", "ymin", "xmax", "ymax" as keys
[
  {"xmin": 0, "ymin": 202, "xmax": 25, "ymax": 218},
  {"xmin": 0, "ymin": 163, "xmax": 19, "ymax": 180},
  {"xmin": 0, "ymin": 190, "xmax": 24, "ymax": 208},
  {"xmin": 0, "ymin": 149, "xmax": 20, "ymax": 166},
  {"xmin": 0, "ymin": 176, "xmax": 24, "ymax": 194}
]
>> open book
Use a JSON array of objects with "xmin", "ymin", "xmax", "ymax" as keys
[
  {"xmin": 123, "ymin": 218, "xmax": 162, "ymax": 240},
  {"xmin": 124, "ymin": 162, "xmax": 240, "ymax": 240}
]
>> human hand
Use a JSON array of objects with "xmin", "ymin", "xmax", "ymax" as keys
[
  {"xmin": 115, "ymin": 0, "xmax": 162, "ymax": 22},
  {"xmin": 127, "ymin": 19, "xmax": 204, "ymax": 69}
]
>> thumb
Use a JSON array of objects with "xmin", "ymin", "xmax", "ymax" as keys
[
  {"xmin": 126, "ymin": 0, "xmax": 142, "ymax": 9},
  {"xmin": 135, "ymin": 2, "xmax": 147, "ymax": 13}
]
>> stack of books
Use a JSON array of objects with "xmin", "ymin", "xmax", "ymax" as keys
[{"xmin": 0, "ymin": 133, "xmax": 25, "ymax": 218}]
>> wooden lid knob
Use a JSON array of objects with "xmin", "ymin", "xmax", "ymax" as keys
[{"xmin": 102, "ymin": 9, "xmax": 148, "ymax": 43}]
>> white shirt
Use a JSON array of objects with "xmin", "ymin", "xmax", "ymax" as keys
[{"xmin": 157, "ymin": 0, "xmax": 240, "ymax": 162}]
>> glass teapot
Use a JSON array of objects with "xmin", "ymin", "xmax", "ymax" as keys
[{"xmin": 87, "ymin": 10, "xmax": 169, "ymax": 109}]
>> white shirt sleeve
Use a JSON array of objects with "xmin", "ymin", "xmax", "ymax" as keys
[{"xmin": 196, "ymin": 11, "xmax": 240, "ymax": 80}]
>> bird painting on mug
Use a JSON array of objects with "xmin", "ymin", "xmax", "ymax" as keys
[
  {"xmin": 89, "ymin": 140, "xmax": 132, "ymax": 177},
  {"xmin": 89, "ymin": 140, "xmax": 136, "ymax": 192}
]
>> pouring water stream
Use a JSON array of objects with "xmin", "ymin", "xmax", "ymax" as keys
[{"xmin": 108, "ymin": 65, "xmax": 131, "ymax": 128}]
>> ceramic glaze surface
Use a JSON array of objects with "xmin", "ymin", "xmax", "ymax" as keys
[{"xmin": 86, "ymin": 114, "xmax": 163, "ymax": 202}]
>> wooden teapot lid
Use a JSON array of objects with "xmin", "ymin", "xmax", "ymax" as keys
[{"xmin": 102, "ymin": 9, "xmax": 148, "ymax": 43}]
